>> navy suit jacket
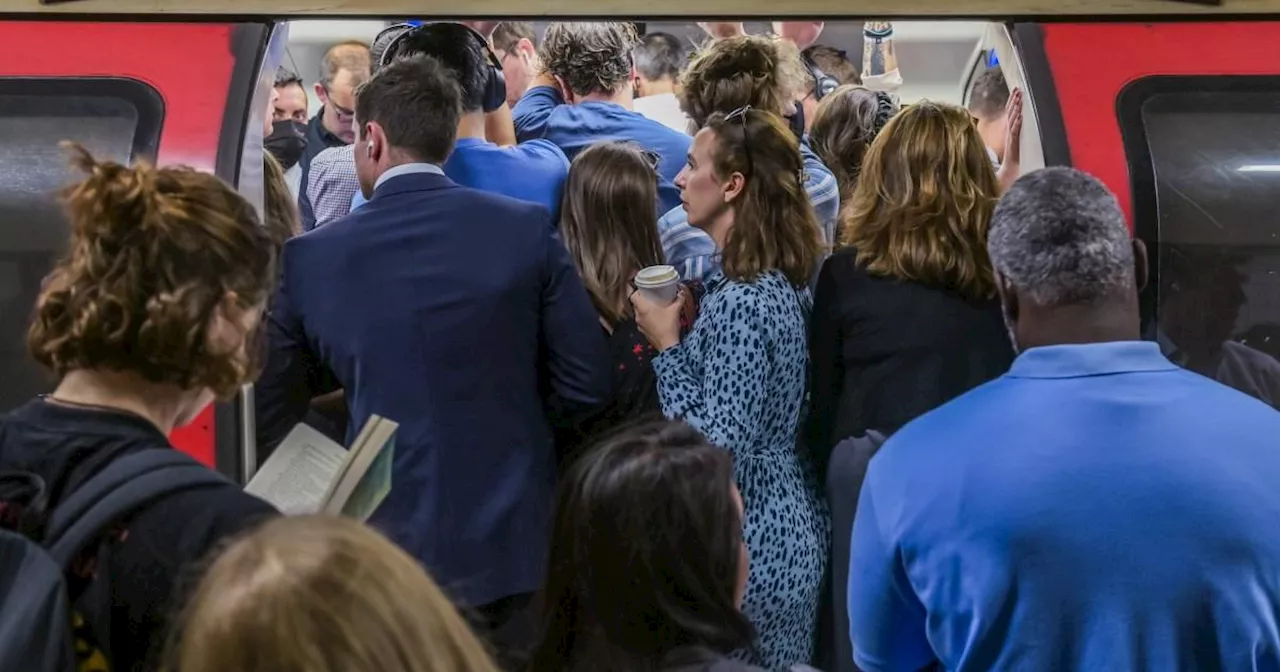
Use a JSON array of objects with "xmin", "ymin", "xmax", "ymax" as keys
[{"xmin": 255, "ymin": 170, "xmax": 611, "ymax": 606}]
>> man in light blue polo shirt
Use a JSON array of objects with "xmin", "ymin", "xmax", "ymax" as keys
[
  {"xmin": 349, "ymin": 22, "xmax": 569, "ymax": 221},
  {"xmin": 848, "ymin": 167, "xmax": 1280, "ymax": 672}
]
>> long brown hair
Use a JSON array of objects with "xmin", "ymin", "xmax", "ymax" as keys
[
  {"xmin": 559, "ymin": 141, "xmax": 665, "ymax": 325},
  {"xmin": 167, "ymin": 515, "xmax": 500, "ymax": 672},
  {"xmin": 704, "ymin": 108, "xmax": 823, "ymax": 287},
  {"xmin": 28, "ymin": 144, "xmax": 276, "ymax": 398},
  {"xmin": 263, "ymin": 152, "xmax": 301, "ymax": 247},
  {"xmin": 840, "ymin": 100, "xmax": 1001, "ymax": 299}
]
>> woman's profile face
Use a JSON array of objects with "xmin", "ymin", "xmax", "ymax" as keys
[
  {"xmin": 732, "ymin": 482, "xmax": 749, "ymax": 608},
  {"xmin": 676, "ymin": 128, "xmax": 731, "ymax": 231}
]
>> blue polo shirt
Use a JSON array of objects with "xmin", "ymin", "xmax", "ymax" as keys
[
  {"xmin": 849, "ymin": 341, "xmax": 1280, "ymax": 672},
  {"xmin": 352, "ymin": 138, "xmax": 569, "ymax": 221},
  {"xmin": 512, "ymin": 85, "xmax": 690, "ymax": 214}
]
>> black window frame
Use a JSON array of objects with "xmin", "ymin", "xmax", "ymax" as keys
[
  {"xmin": 1116, "ymin": 74, "xmax": 1280, "ymax": 335},
  {"xmin": 0, "ymin": 76, "xmax": 165, "ymax": 163}
]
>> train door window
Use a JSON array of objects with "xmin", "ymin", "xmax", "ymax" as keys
[
  {"xmin": 0, "ymin": 78, "xmax": 163, "ymax": 412},
  {"xmin": 1119, "ymin": 76, "xmax": 1280, "ymax": 409}
]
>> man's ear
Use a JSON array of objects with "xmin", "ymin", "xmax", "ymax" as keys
[
  {"xmin": 995, "ymin": 272, "xmax": 1019, "ymax": 321},
  {"xmin": 1132, "ymin": 237, "xmax": 1150, "ymax": 294},
  {"xmin": 314, "ymin": 82, "xmax": 328, "ymax": 103}
]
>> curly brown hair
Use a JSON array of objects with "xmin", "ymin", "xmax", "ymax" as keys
[
  {"xmin": 28, "ymin": 144, "xmax": 277, "ymax": 398},
  {"xmin": 840, "ymin": 101, "xmax": 1001, "ymax": 299},
  {"xmin": 678, "ymin": 34, "xmax": 807, "ymax": 131},
  {"xmin": 704, "ymin": 109, "xmax": 823, "ymax": 288},
  {"xmin": 540, "ymin": 22, "xmax": 638, "ymax": 97}
]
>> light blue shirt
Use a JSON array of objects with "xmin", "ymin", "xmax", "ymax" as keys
[{"xmin": 849, "ymin": 341, "xmax": 1280, "ymax": 672}]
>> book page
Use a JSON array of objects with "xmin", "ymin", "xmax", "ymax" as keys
[
  {"xmin": 245, "ymin": 424, "xmax": 347, "ymax": 515},
  {"xmin": 340, "ymin": 432, "xmax": 394, "ymax": 521}
]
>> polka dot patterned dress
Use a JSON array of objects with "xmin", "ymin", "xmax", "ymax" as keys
[{"xmin": 652, "ymin": 270, "xmax": 831, "ymax": 670}]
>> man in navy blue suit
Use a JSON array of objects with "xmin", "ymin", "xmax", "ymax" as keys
[{"xmin": 255, "ymin": 54, "xmax": 611, "ymax": 656}]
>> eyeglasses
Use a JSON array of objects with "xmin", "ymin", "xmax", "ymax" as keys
[
  {"xmin": 724, "ymin": 105, "xmax": 754, "ymax": 177},
  {"xmin": 323, "ymin": 87, "xmax": 356, "ymax": 120}
]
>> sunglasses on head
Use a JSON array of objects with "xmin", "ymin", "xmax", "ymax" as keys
[{"xmin": 724, "ymin": 105, "xmax": 754, "ymax": 176}]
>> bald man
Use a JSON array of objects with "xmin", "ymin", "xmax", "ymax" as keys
[{"xmin": 299, "ymin": 40, "xmax": 371, "ymax": 230}]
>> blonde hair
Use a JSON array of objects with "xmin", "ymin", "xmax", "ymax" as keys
[
  {"xmin": 167, "ymin": 516, "xmax": 499, "ymax": 672},
  {"xmin": 840, "ymin": 100, "xmax": 1001, "ymax": 299}
]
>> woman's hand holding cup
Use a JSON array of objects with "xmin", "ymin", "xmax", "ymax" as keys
[{"xmin": 632, "ymin": 265, "xmax": 686, "ymax": 351}]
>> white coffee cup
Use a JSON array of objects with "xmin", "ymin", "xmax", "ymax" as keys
[{"xmin": 634, "ymin": 265, "xmax": 681, "ymax": 305}]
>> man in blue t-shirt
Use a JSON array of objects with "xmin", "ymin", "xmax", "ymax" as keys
[
  {"xmin": 848, "ymin": 167, "xmax": 1280, "ymax": 672},
  {"xmin": 346, "ymin": 22, "xmax": 569, "ymax": 222},
  {"xmin": 512, "ymin": 22, "xmax": 691, "ymax": 215}
]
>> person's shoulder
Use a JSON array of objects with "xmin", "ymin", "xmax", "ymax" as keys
[
  {"xmin": 309, "ymin": 144, "xmax": 354, "ymax": 169},
  {"xmin": 128, "ymin": 482, "xmax": 277, "ymax": 562},
  {"xmin": 513, "ymin": 139, "xmax": 569, "ymax": 164},
  {"xmin": 880, "ymin": 374, "xmax": 1017, "ymax": 461}
]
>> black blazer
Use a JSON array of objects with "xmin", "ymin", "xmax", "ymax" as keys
[{"xmin": 806, "ymin": 249, "xmax": 1014, "ymax": 475}]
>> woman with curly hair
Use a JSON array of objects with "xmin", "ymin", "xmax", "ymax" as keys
[
  {"xmin": 807, "ymin": 85, "xmax": 898, "ymax": 241},
  {"xmin": 0, "ymin": 145, "xmax": 279, "ymax": 672}
]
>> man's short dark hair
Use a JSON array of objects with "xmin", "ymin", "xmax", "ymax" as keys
[
  {"xmin": 969, "ymin": 68, "xmax": 1010, "ymax": 120},
  {"xmin": 383, "ymin": 23, "xmax": 490, "ymax": 113},
  {"xmin": 492, "ymin": 21, "xmax": 536, "ymax": 53},
  {"xmin": 355, "ymin": 55, "xmax": 461, "ymax": 165},
  {"xmin": 634, "ymin": 32, "xmax": 686, "ymax": 83},
  {"xmin": 541, "ymin": 22, "xmax": 639, "ymax": 97},
  {"xmin": 320, "ymin": 40, "xmax": 372, "ymax": 88},
  {"xmin": 274, "ymin": 66, "xmax": 304, "ymax": 90},
  {"xmin": 802, "ymin": 44, "xmax": 860, "ymax": 86}
]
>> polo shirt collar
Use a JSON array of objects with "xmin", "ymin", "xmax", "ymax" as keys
[{"xmin": 1007, "ymin": 341, "xmax": 1179, "ymax": 379}]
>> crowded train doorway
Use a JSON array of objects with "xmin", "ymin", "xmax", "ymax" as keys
[{"xmin": 0, "ymin": 0, "xmax": 1277, "ymax": 480}]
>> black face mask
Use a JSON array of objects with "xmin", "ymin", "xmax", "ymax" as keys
[
  {"xmin": 265, "ymin": 119, "xmax": 308, "ymax": 170},
  {"xmin": 788, "ymin": 104, "xmax": 806, "ymax": 140}
]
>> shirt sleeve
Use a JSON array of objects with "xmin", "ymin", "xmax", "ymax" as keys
[
  {"xmin": 539, "ymin": 210, "xmax": 612, "ymax": 418},
  {"xmin": 658, "ymin": 206, "xmax": 719, "ymax": 284},
  {"xmin": 513, "ymin": 86, "xmax": 564, "ymax": 144},
  {"xmin": 800, "ymin": 137, "xmax": 841, "ymax": 250},
  {"xmin": 848, "ymin": 471, "xmax": 936, "ymax": 672},
  {"xmin": 253, "ymin": 242, "xmax": 339, "ymax": 456},
  {"xmin": 652, "ymin": 287, "xmax": 767, "ymax": 452}
]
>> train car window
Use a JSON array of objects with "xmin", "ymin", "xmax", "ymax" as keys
[
  {"xmin": 1119, "ymin": 76, "xmax": 1280, "ymax": 409},
  {"xmin": 0, "ymin": 78, "xmax": 163, "ymax": 411}
]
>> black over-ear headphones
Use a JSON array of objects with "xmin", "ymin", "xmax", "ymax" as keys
[
  {"xmin": 802, "ymin": 52, "xmax": 840, "ymax": 101},
  {"xmin": 375, "ymin": 22, "xmax": 508, "ymax": 113}
]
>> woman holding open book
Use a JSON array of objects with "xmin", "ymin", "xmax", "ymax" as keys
[{"xmin": 0, "ymin": 145, "xmax": 279, "ymax": 671}]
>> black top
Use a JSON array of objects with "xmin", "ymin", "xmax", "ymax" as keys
[
  {"xmin": 0, "ymin": 399, "xmax": 277, "ymax": 671},
  {"xmin": 806, "ymin": 249, "xmax": 1015, "ymax": 475},
  {"xmin": 555, "ymin": 317, "xmax": 662, "ymax": 467}
]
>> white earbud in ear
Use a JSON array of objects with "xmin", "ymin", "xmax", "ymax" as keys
[{"xmin": 367, "ymin": 142, "xmax": 374, "ymax": 157}]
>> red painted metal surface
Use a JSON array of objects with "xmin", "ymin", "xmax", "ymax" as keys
[
  {"xmin": 0, "ymin": 21, "xmax": 243, "ymax": 466},
  {"xmin": 1039, "ymin": 21, "xmax": 1280, "ymax": 227}
]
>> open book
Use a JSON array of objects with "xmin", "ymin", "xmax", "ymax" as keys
[{"xmin": 245, "ymin": 415, "xmax": 398, "ymax": 521}]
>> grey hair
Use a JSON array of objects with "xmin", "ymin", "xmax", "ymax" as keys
[{"xmin": 987, "ymin": 167, "xmax": 1134, "ymax": 306}]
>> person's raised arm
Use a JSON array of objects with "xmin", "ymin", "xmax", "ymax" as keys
[
  {"xmin": 697, "ymin": 21, "xmax": 747, "ymax": 39},
  {"xmin": 512, "ymin": 71, "xmax": 568, "ymax": 142},
  {"xmin": 773, "ymin": 21, "xmax": 825, "ymax": 49},
  {"xmin": 996, "ymin": 88, "xmax": 1024, "ymax": 194},
  {"xmin": 861, "ymin": 21, "xmax": 903, "ymax": 93},
  {"xmin": 485, "ymin": 101, "xmax": 517, "ymax": 147}
]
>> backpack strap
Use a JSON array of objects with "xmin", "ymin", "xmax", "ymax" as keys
[{"xmin": 44, "ymin": 449, "xmax": 233, "ymax": 567}]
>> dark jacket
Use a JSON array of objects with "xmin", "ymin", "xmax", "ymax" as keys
[
  {"xmin": 0, "ymin": 399, "xmax": 276, "ymax": 671},
  {"xmin": 255, "ymin": 170, "xmax": 611, "ymax": 607}
]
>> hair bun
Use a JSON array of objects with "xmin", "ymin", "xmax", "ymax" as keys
[{"xmin": 60, "ymin": 142, "xmax": 168, "ymax": 245}]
